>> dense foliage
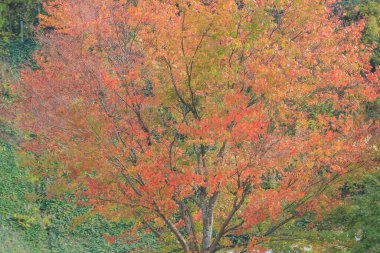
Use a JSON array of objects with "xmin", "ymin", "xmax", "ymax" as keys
[
  {"xmin": 0, "ymin": 1, "xmax": 158, "ymax": 252},
  {"xmin": 340, "ymin": 0, "xmax": 380, "ymax": 68},
  {"xmin": 0, "ymin": 0, "xmax": 379, "ymax": 252},
  {"xmin": 14, "ymin": 0, "xmax": 378, "ymax": 252},
  {"xmin": 0, "ymin": 0, "xmax": 40, "ymax": 44},
  {"xmin": 0, "ymin": 139, "xmax": 157, "ymax": 253}
]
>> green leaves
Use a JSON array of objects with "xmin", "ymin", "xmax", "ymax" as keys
[
  {"xmin": 342, "ymin": 0, "xmax": 380, "ymax": 69},
  {"xmin": 0, "ymin": 140, "xmax": 158, "ymax": 252},
  {"xmin": 265, "ymin": 171, "xmax": 380, "ymax": 253}
]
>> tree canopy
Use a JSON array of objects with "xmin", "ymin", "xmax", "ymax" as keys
[{"xmin": 13, "ymin": 0, "xmax": 379, "ymax": 252}]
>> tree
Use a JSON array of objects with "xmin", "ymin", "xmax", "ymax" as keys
[
  {"xmin": 15, "ymin": 0, "xmax": 379, "ymax": 252},
  {"xmin": 340, "ymin": 0, "xmax": 380, "ymax": 68},
  {"xmin": 0, "ymin": 0, "xmax": 41, "ymax": 43},
  {"xmin": 0, "ymin": 139, "xmax": 157, "ymax": 253},
  {"xmin": 262, "ymin": 163, "xmax": 380, "ymax": 253},
  {"xmin": 0, "ymin": 0, "xmax": 41, "ymax": 140},
  {"xmin": 0, "ymin": 0, "xmax": 42, "ymax": 65}
]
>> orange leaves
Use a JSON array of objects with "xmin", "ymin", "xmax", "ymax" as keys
[
  {"xmin": 247, "ymin": 237, "xmax": 269, "ymax": 253},
  {"xmin": 13, "ymin": 0, "xmax": 379, "ymax": 250},
  {"xmin": 361, "ymin": 86, "xmax": 378, "ymax": 102},
  {"xmin": 103, "ymin": 234, "xmax": 116, "ymax": 245},
  {"xmin": 243, "ymin": 190, "xmax": 281, "ymax": 226},
  {"xmin": 361, "ymin": 70, "xmax": 380, "ymax": 102},
  {"xmin": 243, "ymin": 187, "xmax": 306, "ymax": 229},
  {"xmin": 100, "ymin": 72, "xmax": 119, "ymax": 90}
]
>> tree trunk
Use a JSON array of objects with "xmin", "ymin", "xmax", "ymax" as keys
[{"xmin": 201, "ymin": 191, "xmax": 218, "ymax": 252}]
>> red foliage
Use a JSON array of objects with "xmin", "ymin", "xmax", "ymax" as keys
[{"xmin": 14, "ymin": 0, "xmax": 379, "ymax": 252}]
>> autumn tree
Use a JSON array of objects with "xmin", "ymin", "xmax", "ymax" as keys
[{"xmin": 15, "ymin": 0, "xmax": 379, "ymax": 252}]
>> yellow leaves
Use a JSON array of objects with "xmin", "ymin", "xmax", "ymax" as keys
[
  {"xmin": 16, "ymin": 150, "xmax": 39, "ymax": 169},
  {"xmin": 71, "ymin": 211, "xmax": 95, "ymax": 230},
  {"xmin": 15, "ymin": 0, "xmax": 379, "ymax": 249},
  {"xmin": 82, "ymin": 34, "xmax": 97, "ymax": 55},
  {"xmin": 186, "ymin": 138, "xmax": 215, "ymax": 146},
  {"xmin": 331, "ymin": 164, "xmax": 343, "ymax": 173},
  {"xmin": 100, "ymin": 4, "xmax": 107, "ymax": 12}
]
